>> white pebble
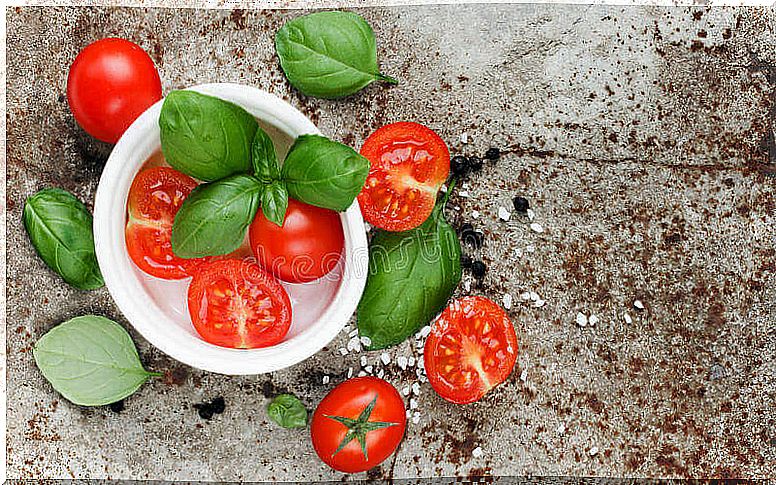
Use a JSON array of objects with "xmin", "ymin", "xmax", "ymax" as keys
[
  {"xmin": 624, "ymin": 313, "xmax": 633, "ymax": 324},
  {"xmin": 576, "ymin": 312, "xmax": 588, "ymax": 327},
  {"xmin": 634, "ymin": 299, "xmax": 645, "ymax": 310},
  {"xmin": 338, "ymin": 348, "xmax": 348, "ymax": 356},
  {"xmin": 589, "ymin": 446, "xmax": 599, "ymax": 456},
  {"xmin": 472, "ymin": 446, "xmax": 484, "ymax": 458},
  {"xmin": 526, "ymin": 208, "xmax": 535, "ymax": 220},
  {"xmin": 360, "ymin": 356, "xmax": 368, "ymax": 367},
  {"xmin": 360, "ymin": 336, "xmax": 372, "ymax": 347},
  {"xmin": 520, "ymin": 292, "xmax": 531, "ymax": 301},
  {"xmin": 530, "ymin": 222, "xmax": 544, "ymax": 233},
  {"xmin": 380, "ymin": 352, "xmax": 391, "ymax": 365},
  {"xmin": 471, "ymin": 210, "xmax": 480, "ymax": 219},
  {"xmin": 412, "ymin": 382, "xmax": 421, "ymax": 395},
  {"xmin": 409, "ymin": 398, "xmax": 418, "ymax": 410},
  {"xmin": 588, "ymin": 314, "xmax": 599, "ymax": 326},
  {"xmin": 397, "ymin": 356, "xmax": 408, "ymax": 370},
  {"xmin": 498, "ymin": 206, "xmax": 511, "ymax": 221},
  {"xmin": 503, "ymin": 293, "xmax": 513, "ymax": 310},
  {"xmin": 520, "ymin": 368, "xmax": 528, "ymax": 382},
  {"xmin": 322, "ymin": 375, "xmax": 330, "ymax": 384}
]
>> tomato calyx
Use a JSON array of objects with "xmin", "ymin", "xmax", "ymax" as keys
[{"xmin": 325, "ymin": 394, "xmax": 398, "ymax": 461}]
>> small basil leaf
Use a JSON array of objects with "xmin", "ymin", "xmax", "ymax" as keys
[
  {"xmin": 159, "ymin": 90, "xmax": 257, "ymax": 181},
  {"xmin": 281, "ymin": 134, "xmax": 370, "ymax": 212},
  {"xmin": 171, "ymin": 174, "xmax": 262, "ymax": 258},
  {"xmin": 267, "ymin": 394, "xmax": 308, "ymax": 429},
  {"xmin": 252, "ymin": 126, "xmax": 280, "ymax": 183},
  {"xmin": 261, "ymin": 181, "xmax": 289, "ymax": 227},
  {"xmin": 23, "ymin": 188, "xmax": 104, "ymax": 290},
  {"xmin": 33, "ymin": 315, "xmax": 160, "ymax": 406},
  {"xmin": 357, "ymin": 203, "xmax": 462, "ymax": 349},
  {"xmin": 275, "ymin": 11, "xmax": 397, "ymax": 99}
]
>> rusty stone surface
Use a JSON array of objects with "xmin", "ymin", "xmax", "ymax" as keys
[{"xmin": 5, "ymin": 4, "xmax": 775, "ymax": 480}]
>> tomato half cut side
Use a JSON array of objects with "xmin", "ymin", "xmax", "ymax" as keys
[
  {"xmin": 358, "ymin": 122, "xmax": 450, "ymax": 231},
  {"xmin": 187, "ymin": 259, "xmax": 292, "ymax": 349},
  {"xmin": 125, "ymin": 166, "xmax": 207, "ymax": 279},
  {"xmin": 424, "ymin": 296, "xmax": 518, "ymax": 404}
]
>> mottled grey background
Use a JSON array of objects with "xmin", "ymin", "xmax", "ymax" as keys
[{"xmin": 5, "ymin": 4, "xmax": 775, "ymax": 481}]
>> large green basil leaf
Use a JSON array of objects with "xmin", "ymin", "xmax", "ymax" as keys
[
  {"xmin": 267, "ymin": 394, "xmax": 308, "ymax": 429},
  {"xmin": 261, "ymin": 180, "xmax": 289, "ymax": 227},
  {"xmin": 171, "ymin": 174, "xmax": 262, "ymax": 258},
  {"xmin": 159, "ymin": 90, "xmax": 257, "ymax": 181},
  {"xmin": 281, "ymin": 134, "xmax": 369, "ymax": 211},
  {"xmin": 252, "ymin": 126, "xmax": 280, "ymax": 183},
  {"xmin": 357, "ymin": 203, "xmax": 461, "ymax": 349},
  {"xmin": 33, "ymin": 315, "xmax": 160, "ymax": 406},
  {"xmin": 23, "ymin": 188, "xmax": 104, "ymax": 290},
  {"xmin": 275, "ymin": 11, "xmax": 397, "ymax": 99}
]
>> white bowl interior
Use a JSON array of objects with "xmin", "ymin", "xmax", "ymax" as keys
[{"xmin": 94, "ymin": 83, "xmax": 368, "ymax": 375}]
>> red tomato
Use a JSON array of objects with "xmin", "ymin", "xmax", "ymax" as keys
[
  {"xmin": 249, "ymin": 198, "xmax": 343, "ymax": 283},
  {"xmin": 424, "ymin": 296, "xmax": 518, "ymax": 404},
  {"xmin": 187, "ymin": 259, "xmax": 292, "ymax": 349},
  {"xmin": 357, "ymin": 122, "xmax": 450, "ymax": 231},
  {"xmin": 67, "ymin": 38, "xmax": 162, "ymax": 143},
  {"xmin": 125, "ymin": 167, "xmax": 208, "ymax": 279},
  {"xmin": 311, "ymin": 377, "xmax": 406, "ymax": 473}
]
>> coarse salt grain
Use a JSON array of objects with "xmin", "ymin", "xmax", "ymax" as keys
[
  {"xmin": 589, "ymin": 446, "xmax": 599, "ymax": 456},
  {"xmin": 588, "ymin": 314, "xmax": 599, "ymax": 326},
  {"xmin": 402, "ymin": 386, "xmax": 411, "ymax": 396},
  {"xmin": 397, "ymin": 356, "xmax": 408, "ymax": 370},
  {"xmin": 520, "ymin": 368, "xmax": 528, "ymax": 382},
  {"xmin": 624, "ymin": 313, "xmax": 633, "ymax": 324},
  {"xmin": 419, "ymin": 326, "xmax": 432, "ymax": 338},
  {"xmin": 530, "ymin": 291, "xmax": 539, "ymax": 301},
  {"xmin": 530, "ymin": 222, "xmax": 544, "ymax": 233},
  {"xmin": 458, "ymin": 190, "xmax": 470, "ymax": 198},
  {"xmin": 472, "ymin": 446, "xmax": 484, "ymax": 458},
  {"xmin": 534, "ymin": 299, "xmax": 546, "ymax": 308},
  {"xmin": 347, "ymin": 337, "xmax": 361, "ymax": 352},
  {"xmin": 634, "ymin": 299, "xmax": 645, "ymax": 310},
  {"xmin": 348, "ymin": 329, "xmax": 358, "ymax": 338},
  {"xmin": 460, "ymin": 133, "xmax": 469, "ymax": 144},
  {"xmin": 556, "ymin": 423, "xmax": 565, "ymax": 434},
  {"xmin": 377, "ymin": 369, "xmax": 384, "ymax": 378},
  {"xmin": 343, "ymin": 325, "xmax": 351, "ymax": 332},
  {"xmin": 380, "ymin": 352, "xmax": 391, "ymax": 365},
  {"xmin": 322, "ymin": 375, "xmax": 330, "ymax": 384},
  {"xmin": 503, "ymin": 293, "xmax": 513, "ymax": 310},
  {"xmin": 471, "ymin": 210, "xmax": 480, "ymax": 219},
  {"xmin": 464, "ymin": 279, "xmax": 471, "ymax": 292},
  {"xmin": 360, "ymin": 336, "xmax": 372, "ymax": 346},
  {"xmin": 358, "ymin": 371, "xmax": 367, "ymax": 377},
  {"xmin": 526, "ymin": 245, "xmax": 536, "ymax": 253},
  {"xmin": 440, "ymin": 184, "xmax": 447, "ymax": 193},
  {"xmin": 360, "ymin": 356, "xmax": 368, "ymax": 367},
  {"xmin": 408, "ymin": 357, "xmax": 416, "ymax": 367},
  {"xmin": 576, "ymin": 312, "xmax": 588, "ymax": 327},
  {"xmin": 347, "ymin": 367, "xmax": 354, "ymax": 378},
  {"xmin": 338, "ymin": 348, "xmax": 348, "ymax": 356},
  {"xmin": 527, "ymin": 208, "xmax": 535, "ymax": 220},
  {"xmin": 498, "ymin": 206, "xmax": 511, "ymax": 221},
  {"xmin": 412, "ymin": 413, "xmax": 421, "ymax": 424},
  {"xmin": 412, "ymin": 382, "xmax": 421, "ymax": 395},
  {"xmin": 364, "ymin": 365, "xmax": 373, "ymax": 373},
  {"xmin": 521, "ymin": 292, "xmax": 531, "ymax": 301},
  {"xmin": 409, "ymin": 398, "xmax": 418, "ymax": 410}
]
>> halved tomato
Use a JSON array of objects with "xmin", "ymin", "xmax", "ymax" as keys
[
  {"xmin": 424, "ymin": 296, "xmax": 518, "ymax": 404},
  {"xmin": 358, "ymin": 122, "xmax": 450, "ymax": 231},
  {"xmin": 126, "ymin": 166, "xmax": 208, "ymax": 279},
  {"xmin": 187, "ymin": 259, "xmax": 292, "ymax": 349}
]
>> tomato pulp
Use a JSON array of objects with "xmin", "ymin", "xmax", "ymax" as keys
[
  {"xmin": 67, "ymin": 38, "xmax": 162, "ymax": 143},
  {"xmin": 311, "ymin": 377, "xmax": 406, "ymax": 473},
  {"xmin": 125, "ymin": 167, "xmax": 208, "ymax": 279},
  {"xmin": 424, "ymin": 296, "xmax": 518, "ymax": 404},
  {"xmin": 187, "ymin": 259, "xmax": 292, "ymax": 349},
  {"xmin": 249, "ymin": 198, "xmax": 343, "ymax": 283},
  {"xmin": 358, "ymin": 122, "xmax": 450, "ymax": 231}
]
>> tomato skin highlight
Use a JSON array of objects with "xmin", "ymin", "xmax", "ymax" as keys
[
  {"xmin": 358, "ymin": 122, "xmax": 450, "ymax": 232},
  {"xmin": 187, "ymin": 259, "xmax": 292, "ymax": 349},
  {"xmin": 249, "ymin": 198, "xmax": 344, "ymax": 283},
  {"xmin": 125, "ymin": 167, "xmax": 207, "ymax": 279},
  {"xmin": 311, "ymin": 377, "xmax": 406, "ymax": 473},
  {"xmin": 67, "ymin": 38, "xmax": 162, "ymax": 143},
  {"xmin": 424, "ymin": 296, "xmax": 518, "ymax": 404}
]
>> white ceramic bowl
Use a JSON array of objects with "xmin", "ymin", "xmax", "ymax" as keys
[{"xmin": 94, "ymin": 83, "xmax": 368, "ymax": 375}]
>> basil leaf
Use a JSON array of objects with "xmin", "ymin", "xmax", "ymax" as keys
[
  {"xmin": 357, "ymin": 203, "xmax": 462, "ymax": 349},
  {"xmin": 267, "ymin": 394, "xmax": 308, "ymax": 429},
  {"xmin": 33, "ymin": 315, "xmax": 160, "ymax": 406},
  {"xmin": 275, "ymin": 11, "xmax": 397, "ymax": 99},
  {"xmin": 171, "ymin": 174, "xmax": 262, "ymax": 258},
  {"xmin": 252, "ymin": 126, "xmax": 280, "ymax": 183},
  {"xmin": 23, "ymin": 188, "xmax": 104, "ymax": 290},
  {"xmin": 261, "ymin": 181, "xmax": 289, "ymax": 227},
  {"xmin": 281, "ymin": 134, "xmax": 370, "ymax": 211},
  {"xmin": 159, "ymin": 90, "xmax": 257, "ymax": 181}
]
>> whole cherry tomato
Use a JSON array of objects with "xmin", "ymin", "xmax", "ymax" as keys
[{"xmin": 67, "ymin": 38, "xmax": 162, "ymax": 143}]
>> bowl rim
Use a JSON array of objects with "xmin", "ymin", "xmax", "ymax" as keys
[{"xmin": 93, "ymin": 82, "xmax": 368, "ymax": 375}]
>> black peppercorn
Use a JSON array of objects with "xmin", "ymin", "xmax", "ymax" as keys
[
  {"xmin": 451, "ymin": 155, "xmax": 470, "ymax": 176},
  {"xmin": 194, "ymin": 404, "xmax": 214, "ymax": 420},
  {"xmin": 211, "ymin": 396, "xmax": 226, "ymax": 414},
  {"xmin": 194, "ymin": 397, "xmax": 226, "ymax": 420},
  {"xmin": 469, "ymin": 156, "xmax": 483, "ymax": 172},
  {"xmin": 109, "ymin": 400, "xmax": 125, "ymax": 413},
  {"xmin": 512, "ymin": 196, "xmax": 530, "ymax": 213},
  {"xmin": 471, "ymin": 260, "xmax": 487, "ymax": 278},
  {"xmin": 460, "ymin": 254, "xmax": 473, "ymax": 268},
  {"xmin": 484, "ymin": 147, "xmax": 501, "ymax": 160}
]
